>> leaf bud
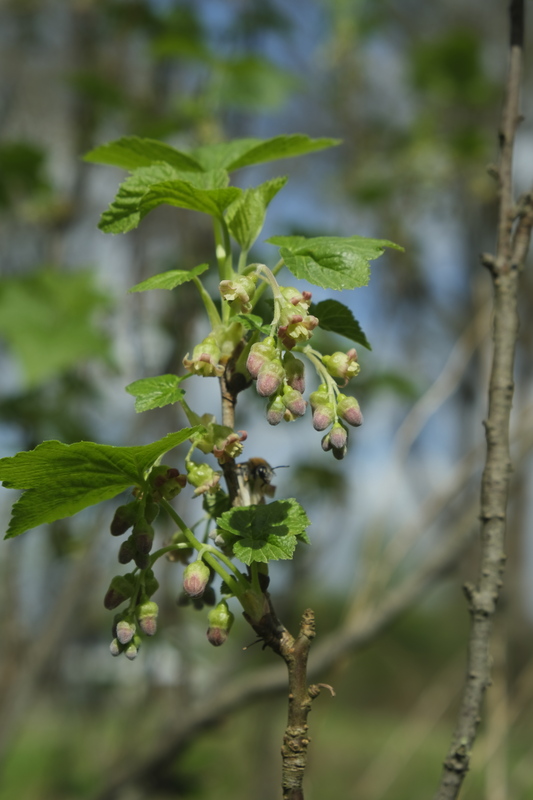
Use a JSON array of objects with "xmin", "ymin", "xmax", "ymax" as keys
[
  {"xmin": 206, "ymin": 600, "xmax": 234, "ymax": 647},
  {"xmin": 134, "ymin": 551, "xmax": 151, "ymax": 570},
  {"xmin": 337, "ymin": 394, "xmax": 363, "ymax": 427},
  {"xmin": 104, "ymin": 574, "xmax": 135, "ymax": 610},
  {"xmin": 284, "ymin": 352, "xmax": 306, "ymax": 394},
  {"xmin": 266, "ymin": 393, "xmax": 285, "ymax": 426},
  {"xmin": 246, "ymin": 337, "xmax": 277, "ymax": 379},
  {"xmin": 322, "ymin": 349, "xmax": 360, "ymax": 383},
  {"xmin": 110, "ymin": 501, "xmax": 138, "ymax": 536},
  {"xmin": 116, "ymin": 619, "xmax": 136, "ymax": 645},
  {"xmin": 143, "ymin": 569, "xmax": 159, "ymax": 598},
  {"xmin": 256, "ymin": 358, "xmax": 285, "ymax": 397},
  {"xmin": 118, "ymin": 537, "xmax": 135, "ymax": 564},
  {"xmin": 183, "ymin": 560, "xmax": 211, "ymax": 599},
  {"xmin": 132, "ymin": 518, "xmax": 154, "ymax": 555},
  {"xmin": 183, "ymin": 334, "xmax": 224, "ymax": 377},
  {"xmin": 136, "ymin": 600, "xmax": 159, "ymax": 636}
]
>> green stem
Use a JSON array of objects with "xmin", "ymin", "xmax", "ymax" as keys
[
  {"xmin": 250, "ymin": 259, "xmax": 284, "ymax": 308},
  {"xmin": 238, "ymin": 249, "xmax": 249, "ymax": 273},
  {"xmin": 250, "ymin": 562, "xmax": 262, "ymax": 596},
  {"xmin": 299, "ymin": 345, "xmax": 341, "ymax": 418}
]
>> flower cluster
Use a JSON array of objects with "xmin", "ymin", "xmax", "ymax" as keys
[{"xmin": 276, "ymin": 287, "xmax": 318, "ymax": 350}]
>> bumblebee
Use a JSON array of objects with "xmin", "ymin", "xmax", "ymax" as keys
[{"xmin": 234, "ymin": 458, "xmax": 285, "ymax": 506}]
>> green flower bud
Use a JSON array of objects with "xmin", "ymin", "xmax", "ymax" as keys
[
  {"xmin": 183, "ymin": 560, "xmax": 210, "ymax": 599},
  {"xmin": 186, "ymin": 462, "xmax": 221, "ymax": 496},
  {"xmin": 110, "ymin": 501, "xmax": 138, "ymax": 536},
  {"xmin": 219, "ymin": 274, "xmax": 257, "ymax": 311},
  {"xmin": 322, "ymin": 349, "xmax": 360, "ymax": 383},
  {"xmin": 183, "ymin": 334, "xmax": 224, "ymax": 377},
  {"xmin": 136, "ymin": 600, "xmax": 159, "ymax": 637},
  {"xmin": 206, "ymin": 600, "xmax": 234, "ymax": 647},
  {"xmin": 149, "ymin": 466, "xmax": 187, "ymax": 501}
]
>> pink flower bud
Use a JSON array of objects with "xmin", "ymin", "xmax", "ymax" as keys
[
  {"xmin": 310, "ymin": 385, "xmax": 335, "ymax": 431},
  {"xmin": 246, "ymin": 337, "xmax": 277, "ymax": 379},
  {"xmin": 206, "ymin": 600, "xmax": 234, "ymax": 647},
  {"xmin": 266, "ymin": 394, "xmax": 285, "ymax": 425},
  {"xmin": 337, "ymin": 394, "xmax": 363, "ymax": 427},
  {"xmin": 109, "ymin": 638, "xmax": 122, "ymax": 657},
  {"xmin": 116, "ymin": 619, "xmax": 136, "ymax": 645},
  {"xmin": 329, "ymin": 422, "xmax": 348, "ymax": 450},
  {"xmin": 183, "ymin": 560, "xmax": 210, "ymax": 598},
  {"xmin": 282, "ymin": 387, "xmax": 307, "ymax": 417},
  {"xmin": 256, "ymin": 359, "xmax": 285, "ymax": 397},
  {"xmin": 136, "ymin": 600, "xmax": 159, "ymax": 636}
]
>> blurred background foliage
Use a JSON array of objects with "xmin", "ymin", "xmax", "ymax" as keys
[{"xmin": 0, "ymin": 0, "xmax": 533, "ymax": 798}]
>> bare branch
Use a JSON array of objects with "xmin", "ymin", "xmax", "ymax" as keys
[{"xmin": 433, "ymin": 3, "xmax": 532, "ymax": 797}]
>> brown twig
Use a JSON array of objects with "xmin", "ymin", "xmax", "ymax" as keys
[
  {"xmin": 219, "ymin": 361, "xmax": 319, "ymax": 799},
  {"xmin": 433, "ymin": 2, "xmax": 532, "ymax": 797}
]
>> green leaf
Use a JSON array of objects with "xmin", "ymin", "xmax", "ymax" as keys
[
  {"xmin": 226, "ymin": 176, "xmax": 287, "ymax": 250},
  {"xmin": 129, "ymin": 263, "xmax": 209, "ymax": 293},
  {"xmin": 125, "ymin": 375, "xmax": 186, "ymax": 412},
  {"xmin": 0, "ymin": 269, "xmax": 110, "ymax": 387},
  {"xmin": 0, "ymin": 429, "xmax": 201, "ymax": 539},
  {"xmin": 191, "ymin": 134, "xmax": 341, "ymax": 172},
  {"xmin": 84, "ymin": 136, "xmax": 203, "ymax": 172},
  {"xmin": 228, "ymin": 313, "xmax": 270, "ymax": 334},
  {"xmin": 99, "ymin": 166, "xmax": 230, "ymax": 234},
  {"xmin": 139, "ymin": 181, "xmax": 241, "ymax": 223},
  {"xmin": 216, "ymin": 499, "xmax": 310, "ymax": 565},
  {"xmin": 267, "ymin": 235, "xmax": 404, "ymax": 290},
  {"xmin": 310, "ymin": 299, "xmax": 371, "ymax": 350}
]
